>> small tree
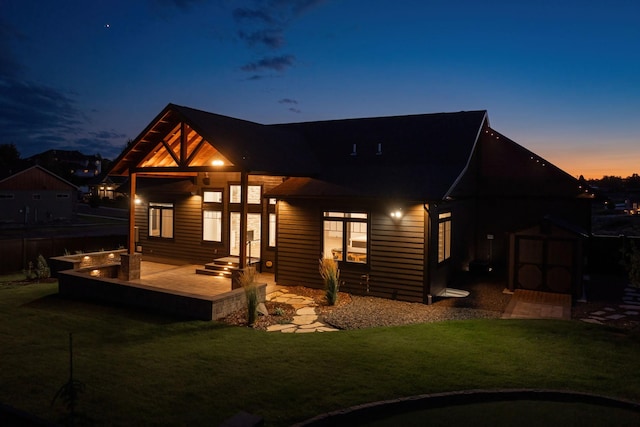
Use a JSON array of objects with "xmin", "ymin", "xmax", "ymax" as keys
[
  {"xmin": 52, "ymin": 333, "xmax": 86, "ymax": 425},
  {"xmin": 621, "ymin": 241, "xmax": 640, "ymax": 287},
  {"xmin": 238, "ymin": 267, "xmax": 258, "ymax": 326},
  {"xmin": 319, "ymin": 257, "xmax": 340, "ymax": 305}
]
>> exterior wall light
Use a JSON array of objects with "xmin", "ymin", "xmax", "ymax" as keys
[
  {"xmin": 212, "ymin": 160, "xmax": 224, "ymax": 166},
  {"xmin": 390, "ymin": 209, "xmax": 403, "ymax": 219},
  {"xmin": 134, "ymin": 197, "xmax": 142, "ymax": 205}
]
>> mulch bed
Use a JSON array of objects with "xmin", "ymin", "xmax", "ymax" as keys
[{"xmin": 222, "ymin": 277, "xmax": 640, "ymax": 332}]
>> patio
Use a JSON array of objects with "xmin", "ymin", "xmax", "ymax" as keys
[
  {"xmin": 57, "ymin": 256, "xmax": 278, "ymax": 321},
  {"xmin": 131, "ymin": 258, "xmax": 278, "ymax": 296}
]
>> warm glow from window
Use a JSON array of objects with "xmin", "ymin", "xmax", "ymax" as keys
[{"xmin": 212, "ymin": 160, "xmax": 224, "ymax": 166}]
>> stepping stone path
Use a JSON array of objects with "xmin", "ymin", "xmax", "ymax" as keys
[
  {"xmin": 264, "ymin": 290, "xmax": 339, "ymax": 333},
  {"xmin": 581, "ymin": 286, "xmax": 640, "ymax": 325}
]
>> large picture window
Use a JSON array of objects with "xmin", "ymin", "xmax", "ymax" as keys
[
  {"xmin": 323, "ymin": 211, "xmax": 368, "ymax": 264},
  {"xmin": 438, "ymin": 212, "xmax": 451, "ymax": 263},
  {"xmin": 149, "ymin": 202, "xmax": 174, "ymax": 238}
]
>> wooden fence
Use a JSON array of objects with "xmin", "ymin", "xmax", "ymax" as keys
[{"xmin": 0, "ymin": 234, "xmax": 127, "ymax": 274}]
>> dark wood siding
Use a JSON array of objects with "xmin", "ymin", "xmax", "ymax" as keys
[
  {"xmin": 275, "ymin": 200, "xmax": 323, "ymax": 287},
  {"xmin": 365, "ymin": 204, "xmax": 425, "ymax": 302},
  {"xmin": 276, "ymin": 200, "xmax": 427, "ymax": 303}
]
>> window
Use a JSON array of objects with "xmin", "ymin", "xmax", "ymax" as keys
[
  {"xmin": 438, "ymin": 212, "xmax": 451, "ymax": 263},
  {"xmin": 268, "ymin": 213, "xmax": 276, "ymax": 247},
  {"xmin": 149, "ymin": 202, "xmax": 174, "ymax": 238},
  {"xmin": 203, "ymin": 210, "xmax": 222, "ymax": 242},
  {"xmin": 202, "ymin": 190, "xmax": 223, "ymax": 242},
  {"xmin": 0, "ymin": 193, "xmax": 14, "ymax": 199},
  {"xmin": 32, "ymin": 194, "xmax": 41, "ymax": 200},
  {"xmin": 323, "ymin": 211, "xmax": 368, "ymax": 264},
  {"xmin": 203, "ymin": 190, "xmax": 222, "ymax": 203},
  {"xmin": 57, "ymin": 193, "xmax": 70, "ymax": 198},
  {"xmin": 229, "ymin": 185, "xmax": 261, "ymax": 204}
]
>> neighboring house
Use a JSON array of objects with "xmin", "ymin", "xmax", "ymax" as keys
[
  {"xmin": 26, "ymin": 149, "xmax": 102, "ymax": 178},
  {"xmin": 108, "ymin": 103, "xmax": 592, "ymax": 302},
  {"xmin": 88, "ymin": 174, "xmax": 128, "ymax": 201},
  {"xmin": 0, "ymin": 165, "xmax": 78, "ymax": 225}
]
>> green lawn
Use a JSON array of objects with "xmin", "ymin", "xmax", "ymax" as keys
[{"xmin": 1, "ymin": 280, "xmax": 639, "ymax": 426}]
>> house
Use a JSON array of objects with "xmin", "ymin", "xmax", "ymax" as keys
[
  {"xmin": 107, "ymin": 103, "xmax": 592, "ymax": 302},
  {"xmin": 88, "ymin": 174, "xmax": 128, "ymax": 201},
  {"xmin": 0, "ymin": 165, "xmax": 79, "ymax": 225}
]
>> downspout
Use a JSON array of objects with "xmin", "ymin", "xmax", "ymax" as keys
[{"xmin": 423, "ymin": 202, "xmax": 433, "ymax": 304}]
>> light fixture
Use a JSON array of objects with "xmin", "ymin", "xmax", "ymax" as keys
[
  {"xmin": 390, "ymin": 209, "xmax": 403, "ymax": 219},
  {"xmin": 212, "ymin": 159, "xmax": 224, "ymax": 166},
  {"xmin": 135, "ymin": 197, "xmax": 142, "ymax": 205}
]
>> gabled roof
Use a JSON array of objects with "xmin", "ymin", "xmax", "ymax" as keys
[
  {"xmin": 109, "ymin": 104, "xmax": 314, "ymax": 176},
  {"xmin": 0, "ymin": 165, "xmax": 78, "ymax": 191},
  {"xmin": 109, "ymin": 104, "xmax": 488, "ymax": 200}
]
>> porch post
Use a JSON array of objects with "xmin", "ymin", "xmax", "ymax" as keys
[
  {"xmin": 128, "ymin": 172, "xmax": 137, "ymax": 255},
  {"xmin": 239, "ymin": 170, "xmax": 248, "ymax": 269},
  {"xmin": 120, "ymin": 171, "xmax": 141, "ymax": 281}
]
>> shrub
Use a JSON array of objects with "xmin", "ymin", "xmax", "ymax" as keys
[
  {"xmin": 319, "ymin": 257, "xmax": 340, "ymax": 305},
  {"xmin": 238, "ymin": 267, "xmax": 258, "ymax": 326},
  {"xmin": 36, "ymin": 254, "xmax": 50, "ymax": 280}
]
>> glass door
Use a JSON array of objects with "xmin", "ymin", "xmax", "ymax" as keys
[{"xmin": 230, "ymin": 212, "xmax": 261, "ymax": 260}]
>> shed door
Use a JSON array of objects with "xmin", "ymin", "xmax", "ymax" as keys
[{"xmin": 514, "ymin": 237, "xmax": 575, "ymax": 294}]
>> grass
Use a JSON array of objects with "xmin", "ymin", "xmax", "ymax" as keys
[{"xmin": 0, "ymin": 279, "xmax": 639, "ymax": 426}]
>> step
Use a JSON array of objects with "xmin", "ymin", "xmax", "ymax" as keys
[
  {"xmin": 195, "ymin": 268, "xmax": 232, "ymax": 277},
  {"xmin": 204, "ymin": 262, "xmax": 239, "ymax": 271}
]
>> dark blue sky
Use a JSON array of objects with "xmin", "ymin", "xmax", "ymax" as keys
[{"xmin": 1, "ymin": 0, "xmax": 638, "ymax": 178}]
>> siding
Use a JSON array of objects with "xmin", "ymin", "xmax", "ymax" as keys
[
  {"xmin": 276, "ymin": 200, "xmax": 427, "ymax": 303},
  {"xmin": 366, "ymin": 204, "xmax": 424, "ymax": 302},
  {"xmin": 276, "ymin": 200, "xmax": 323, "ymax": 286}
]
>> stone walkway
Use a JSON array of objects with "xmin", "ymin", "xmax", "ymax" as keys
[
  {"xmin": 264, "ymin": 289, "xmax": 339, "ymax": 333},
  {"xmin": 580, "ymin": 286, "xmax": 640, "ymax": 325}
]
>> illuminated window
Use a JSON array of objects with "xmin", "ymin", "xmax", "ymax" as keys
[
  {"xmin": 438, "ymin": 212, "xmax": 451, "ymax": 263},
  {"xmin": 203, "ymin": 190, "xmax": 222, "ymax": 242},
  {"xmin": 323, "ymin": 212, "xmax": 368, "ymax": 264},
  {"xmin": 149, "ymin": 202, "xmax": 174, "ymax": 238},
  {"xmin": 230, "ymin": 185, "xmax": 261, "ymax": 204},
  {"xmin": 268, "ymin": 213, "xmax": 276, "ymax": 247}
]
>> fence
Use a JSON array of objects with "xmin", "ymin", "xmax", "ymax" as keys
[
  {"xmin": 0, "ymin": 234, "xmax": 127, "ymax": 274},
  {"xmin": 588, "ymin": 234, "xmax": 640, "ymax": 275}
]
